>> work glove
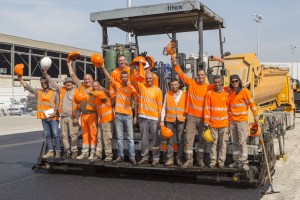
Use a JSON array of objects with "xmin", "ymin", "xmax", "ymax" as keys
[{"xmin": 203, "ymin": 123, "xmax": 209, "ymax": 131}]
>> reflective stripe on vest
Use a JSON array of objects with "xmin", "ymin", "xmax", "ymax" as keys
[
  {"xmin": 165, "ymin": 91, "xmax": 186, "ymax": 122},
  {"xmin": 80, "ymin": 84, "xmax": 96, "ymax": 111},
  {"xmin": 99, "ymin": 110, "xmax": 113, "ymax": 118},
  {"xmin": 37, "ymin": 89, "xmax": 58, "ymax": 119}
]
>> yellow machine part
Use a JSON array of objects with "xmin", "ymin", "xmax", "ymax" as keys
[{"xmin": 224, "ymin": 53, "xmax": 290, "ymax": 106}]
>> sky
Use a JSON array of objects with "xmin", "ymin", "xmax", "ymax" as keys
[{"xmin": 1, "ymin": 0, "xmax": 300, "ymax": 65}]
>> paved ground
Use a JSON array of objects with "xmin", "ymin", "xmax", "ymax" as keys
[
  {"xmin": 0, "ymin": 115, "xmax": 299, "ymax": 200},
  {"xmin": 0, "ymin": 114, "xmax": 42, "ymax": 136},
  {"xmin": 0, "ymin": 132, "xmax": 264, "ymax": 200}
]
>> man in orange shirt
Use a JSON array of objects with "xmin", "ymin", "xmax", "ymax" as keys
[
  {"xmin": 135, "ymin": 67, "xmax": 163, "ymax": 166},
  {"xmin": 89, "ymin": 81, "xmax": 114, "ymax": 162},
  {"xmin": 228, "ymin": 74, "xmax": 258, "ymax": 170},
  {"xmin": 171, "ymin": 57, "xmax": 213, "ymax": 169},
  {"xmin": 204, "ymin": 75, "xmax": 229, "ymax": 168},
  {"xmin": 160, "ymin": 79, "xmax": 186, "ymax": 166},
  {"xmin": 110, "ymin": 55, "xmax": 131, "ymax": 90},
  {"xmin": 101, "ymin": 64, "xmax": 138, "ymax": 165},
  {"xmin": 67, "ymin": 60, "xmax": 98, "ymax": 161}
]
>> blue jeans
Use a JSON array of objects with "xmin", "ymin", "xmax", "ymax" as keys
[
  {"xmin": 42, "ymin": 119, "xmax": 61, "ymax": 152},
  {"xmin": 114, "ymin": 113, "xmax": 135, "ymax": 158}
]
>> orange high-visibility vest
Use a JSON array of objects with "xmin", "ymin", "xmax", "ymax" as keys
[
  {"xmin": 94, "ymin": 91, "xmax": 114, "ymax": 123},
  {"xmin": 79, "ymin": 83, "xmax": 96, "ymax": 111},
  {"xmin": 37, "ymin": 89, "xmax": 59, "ymax": 120},
  {"xmin": 114, "ymin": 82, "xmax": 137, "ymax": 115},
  {"xmin": 204, "ymin": 90, "xmax": 229, "ymax": 128},
  {"xmin": 174, "ymin": 65, "xmax": 213, "ymax": 118},
  {"xmin": 229, "ymin": 88, "xmax": 258, "ymax": 122},
  {"xmin": 138, "ymin": 83, "xmax": 162, "ymax": 118},
  {"xmin": 58, "ymin": 87, "xmax": 79, "ymax": 117},
  {"xmin": 165, "ymin": 90, "xmax": 187, "ymax": 122}
]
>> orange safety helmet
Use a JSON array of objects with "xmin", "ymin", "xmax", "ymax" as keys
[
  {"xmin": 249, "ymin": 122, "xmax": 262, "ymax": 137},
  {"xmin": 161, "ymin": 125, "xmax": 174, "ymax": 139},
  {"xmin": 67, "ymin": 51, "xmax": 81, "ymax": 62},
  {"xmin": 74, "ymin": 92, "xmax": 88, "ymax": 104},
  {"xmin": 91, "ymin": 53, "xmax": 104, "ymax": 68},
  {"xmin": 166, "ymin": 41, "xmax": 177, "ymax": 58},
  {"xmin": 14, "ymin": 64, "xmax": 24, "ymax": 77},
  {"xmin": 145, "ymin": 56, "xmax": 155, "ymax": 70},
  {"xmin": 130, "ymin": 56, "xmax": 146, "ymax": 66}
]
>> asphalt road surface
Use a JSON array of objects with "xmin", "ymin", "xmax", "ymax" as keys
[{"xmin": 0, "ymin": 131, "xmax": 265, "ymax": 200}]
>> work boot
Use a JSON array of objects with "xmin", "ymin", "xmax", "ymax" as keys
[
  {"xmin": 63, "ymin": 151, "xmax": 71, "ymax": 160},
  {"xmin": 181, "ymin": 154, "xmax": 193, "ymax": 169},
  {"xmin": 164, "ymin": 158, "xmax": 174, "ymax": 166},
  {"xmin": 138, "ymin": 157, "xmax": 148, "ymax": 165},
  {"xmin": 129, "ymin": 157, "xmax": 137, "ymax": 166},
  {"xmin": 54, "ymin": 151, "xmax": 61, "ymax": 159},
  {"xmin": 76, "ymin": 152, "xmax": 89, "ymax": 160},
  {"xmin": 71, "ymin": 151, "xmax": 78, "ymax": 159},
  {"xmin": 104, "ymin": 156, "xmax": 112, "ymax": 162},
  {"xmin": 152, "ymin": 160, "xmax": 159, "ymax": 166},
  {"xmin": 176, "ymin": 157, "xmax": 183, "ymax": 166},
  {"xmin": 209, "ymin": 163, "xmax": 216, "ymax": 168},
  {"xmin": 196, "ymin": 159, "xmax": 205, "ymax": 168},
  {"xmin": 95, "ymin": 151, "xmax": 102, "ymax": 160},
  {"xmin": 42, "ymin": 151, "xmax": 54, "ymax": 159},
  {"xmin": 218, "ymin": 163, "xmax": 225, "ymax": 169},
  {"xmin": 88, "ymin": 153, "xmax": 97, "ymax": 162},
  {"xmin": 113, "ymin": 156, "xmax": 124, "ymax": 164},
  {"xmin": 228, "ymin": 162, "xmax": 240, "ymax": 168}
]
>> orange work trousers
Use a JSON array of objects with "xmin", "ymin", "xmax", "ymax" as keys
[{"xmin": 81, "ymin": 113, "xmax": 98, "ymax": 153}]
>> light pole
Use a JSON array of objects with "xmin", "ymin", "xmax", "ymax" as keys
[
  {"xmin": 290, "ymin": 45, "xmax": 299, "ymax": 79},
  {"xmin": 252, "ymin": 14, "xmax": 263, "ymax": 59},
  {"xmin": 126, "ymin": 0, "xmax": 132, "ymax": 44},
  {"xmin": 297, "ymin": 59, "xmax": 299, "ymax": 80}
]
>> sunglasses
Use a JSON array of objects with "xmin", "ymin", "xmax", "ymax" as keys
[{"xmin": 231, "ymin": 80, "xmax": 239, "ymax": 83}]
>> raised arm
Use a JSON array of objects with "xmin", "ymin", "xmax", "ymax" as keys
[
  {"xmin": 18, "ymin": 76, "xmax": 38, "ymax": 96},
  {"xmin": 67, "ymin": 61, "xmax": 82, "ymax": 88},
  {"xmin": 100, "ymin": 64, "xmax": 114, "ymax": 82},
  {"xmin": 171, "ymin": 57, "xmax": 193, "ymax": 85},
  {"xmin": 43, "ymin": 69, "xmax": 62, "ymax": 92}
]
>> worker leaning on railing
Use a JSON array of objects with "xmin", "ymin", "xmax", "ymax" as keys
[{"xmin": 228, "ymin": 74, "xmax": 259, "ymax": 171}]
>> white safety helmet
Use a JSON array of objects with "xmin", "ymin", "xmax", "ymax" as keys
[
  {"xmin": 40, "ymin": 57, "xmax": 52, "ymax": 70},
  {"xmin": 144, "ymin": 61, "xmax": 150, "ymax": 69}
]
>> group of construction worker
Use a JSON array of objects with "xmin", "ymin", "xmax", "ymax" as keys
[{"xmin": 18, "ymin": 53, "xmax": 258, "ymax": 170}]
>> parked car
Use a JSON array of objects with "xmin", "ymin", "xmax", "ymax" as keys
[
  {"xmin": 26, "ymin": 96, "xmax": 37, "ymax": 115},
  {"xmin": 6, "ymin": 98, "xmax": 25, "ymax": 116}
]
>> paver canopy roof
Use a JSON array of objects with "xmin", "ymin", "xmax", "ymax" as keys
[{"xmin": 90, "ymin": 0, "xmax": 224, "ymax": 36}]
